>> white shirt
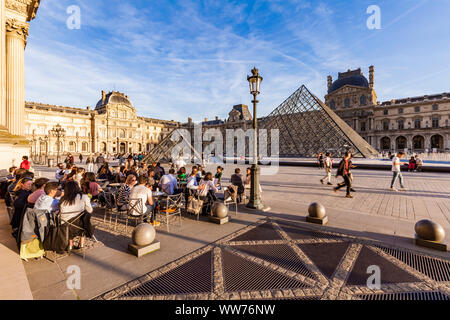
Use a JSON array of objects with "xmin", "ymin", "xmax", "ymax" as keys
[
  {"xmin": 60, "ymin": 194, "xmax": 93, "ymax": 222},
  {"xmin": 198, "ymin": 179, "xmax": 218, "ymax": 197},
  {"xmin": 175, "ymin": 158, "xmax": 186, "ymax": 170},
  {"xmin": 325, "ymin": 157, "xmax": 332, "ymax": 168},
  {"xmin": 35, "ymin": 194, "xmax": 54, "ymax": 212},
  {"xmin": 186, "ymin": 175, "xmax": 199, "ymax": 190},
  {"xmin": 130, "ymin": 184, "xmax": 152, "ymax": 214},
  {"xmin": 392, "ymin": 156, "xmax": 401, "ymax": 172}
]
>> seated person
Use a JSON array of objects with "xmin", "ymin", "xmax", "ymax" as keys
[
  {"xmin": 177, "ymin": 167, "xmax": 187, "ymax": 183},
  {"xmin": 408, "ymin": 157, "xmax": 416, "ymax": 172},
  {"xmin": 59, "ymin": 181, "xmax": 94, "ymax": 252},
  {"xmin": 83, "ymin": 172, "xmax": 103, "ymax": 201},
  {"xmin": 7, "ymin": 166, "xmax": 17, "ymax": 182},
  {"xmin": 159, "ymin": 169, "xmax": 180, "ymax": 195},
  {"xmin": 198, "ymin": 172, "xmax": 219, "ymax": 215},
  {"xmin": 73, "ymin": 167, "xmax": 85, "ymax": 187},
  {"xmin": 27, "ymin": 177, "xmax": 50, "ymax": 206},
  {"xmin": 130, "ymin": 175, "xmax": 157, "ymax": 225},
  {"xmin": 117, "ymin": 174, "xmax": 136, "ymax": 211},
  {"xmin": 230, "ymin": 168, "xmax": 245, "ymax": 199},
  {"xmin": 214, "ymin": 166, "xmax": 223, "ymax": 189},
  {"xmin": 244, "ymin": 167, "xmax": 251, "ymax": 189},
  {"xmin": 11, "ymin": 177, "xmax": 34, "ymax": 238},
  {"xmin": 34, "ymin": 182, "xmax": 60, "ymax": 213},
  {"xmin": 55, "ymin": 163, "xmax": 65, "ymax": 181}
]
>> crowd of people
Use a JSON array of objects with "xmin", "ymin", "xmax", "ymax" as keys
[{"xmin": 1, "ymin": 151, "xmax": 260, "ymax": 257}]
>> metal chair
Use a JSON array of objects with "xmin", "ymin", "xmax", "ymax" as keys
[
  {"xmin": 223, "ymin": 185, "xmax": 238, "ymax": 215},
  {"xmin": 6, "ymin": 206, "xmax": 14, "ymax": 223},
  {"xmin": 157, "ymin": 193, "xmax": 183, "ymax": 232},
  {"xmin": 126, "ymin": 198, "xmax": 146, "ymax": 232}
]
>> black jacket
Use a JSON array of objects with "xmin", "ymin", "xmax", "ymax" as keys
[{"xmin": 336, "ymin": 159, "xmax": 352, "ymax": 177}]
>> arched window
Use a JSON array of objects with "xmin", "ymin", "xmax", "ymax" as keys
[
  {"xmin": 119, "ymin": 129, "xmax": 126, "ymax": 138},
  {"xmin": 82, "ymin": 142, "xmax": 88, "ymax": 152},
  {"xmin": 69, "ymin": 141, "xmax": 76, "ymax": 152},
  {"xmin": 360, "ymin": 95, "xmax": 366, "ymax": 106}
]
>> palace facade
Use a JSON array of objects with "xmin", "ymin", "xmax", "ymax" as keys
[
  {"xmin": 24, "ymin": 90, "xmax": 180, "ymax": 158},
  {"xmin": 324, "ymin": 66, "xmax": 450, "ymax": 153}
]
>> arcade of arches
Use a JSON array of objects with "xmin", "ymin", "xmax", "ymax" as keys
[{"xmin": 380, "ymin": 134, "xmax": 444, "ymax": 152}]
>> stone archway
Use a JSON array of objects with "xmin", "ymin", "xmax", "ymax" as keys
[
  {"xmin": 412, "ymin": 135, "xmax": 424, "ymax": 151},
  {"xmin": 395, "ymin": 136, "xmax": 407, "ymax": 150},
  {"xmin": 430, "ymin": 134, "xmax": 444, "ymax": 150},
  {"xmin": 120, "ymin": 142, "xmax": 126, "ymax": 154},
  {"xmin": 380, "ymin": 137, "xmax": 391, "ymax": 150}
]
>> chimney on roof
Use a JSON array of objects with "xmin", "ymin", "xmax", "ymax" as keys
[
  {"xmin": 327, "ymin": 75, "xmax": 332, "ymax": 91},
  {"xmin": 101, "ymin": 90, "xmax": 106, "ymax": 104},
  {"xmin": 369, "ymin": 66, "xmax": 374, "ymax": 89}
]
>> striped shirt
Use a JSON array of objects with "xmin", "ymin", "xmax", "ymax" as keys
[{"xmin": 117, "ymin": 184, "xmax": 131, "ymax": 206}]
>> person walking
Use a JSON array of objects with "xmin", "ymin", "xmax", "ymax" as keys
[
  {"xmin": 320, "ymin": 152, "xmax": 333, "ymax": 185},
  {"xmin": 79, "ymin": 154, "xmax": 83, "ymax": 164},
  {"xmin": 390, "ymin": 152, "xmax": 407, "ymax": 191},
  {"xmin": 333, "ymin": 152, "xmax": 353, "ymax": 198}
]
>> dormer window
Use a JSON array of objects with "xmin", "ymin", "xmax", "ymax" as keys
[{"xmin": 360, "ymin": 95, "xmax": 366, "ymax": 106}]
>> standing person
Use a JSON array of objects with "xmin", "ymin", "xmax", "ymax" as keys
[
  {"xmin": 174, "ymin": 155, "xmax": 186, "ymax": 172},
  {"xmin": 231, "ymin": 168, "xmax": 245, "ymax": 201},
  {"xmin": 320, "ymin": 152, "xmax": 333, "ymax": 185},
  {"xmin": 317, "ymin": 153, "xmax": 324, "ymax": 169},
  {"xmin": 86, "ymin": 154, "xmax": 95, "ymax": 173},
  {"xmin": 79, "ymin": 154, "xmax": 83, "ymax": 164},
  {"xmin": 20, "ymin": 156, "xmax": 30, "ymax": 170},
  {"xmin": 390, "ymin": 152, "xmax": 407, "ymax": 191},
  {"xmin": 95, "ymin": 153, "xmax": 105, "ymax": 169},
  {"xmin": 214, "ymin": 166, "xmax": 223, "ymax": 190},
  {"xmin": 333, "ymin": 152, "xmax": 353, "ymax": 198}
]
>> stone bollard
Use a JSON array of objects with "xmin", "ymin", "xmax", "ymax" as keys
[
  {"xmin": 414, "ymin": 219, "xmax": 447, "ymax": 251},
  {"xmin": 306, "ymin": 202, "xmax": 328, "ymax": 225},
  {"xmin": 209, "ymin": 202, "xmax": 230, "ymax": 225},
  {"xmin": 128, "ymin": 223, "xmax": 160, "ymax": 257}
]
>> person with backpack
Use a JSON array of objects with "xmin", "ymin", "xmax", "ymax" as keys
[{"xmin": 333, "ymin": 152, "xmax": 353, "ymax": 198}]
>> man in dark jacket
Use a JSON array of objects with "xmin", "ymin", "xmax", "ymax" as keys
[{"xmin": 333, "ymin": 152, "xmax": 353, "ymax": 198}]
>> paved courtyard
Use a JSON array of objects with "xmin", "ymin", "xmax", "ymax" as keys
[{"xmin": 11, "ymin": 164, "xmax": 450, "ymax": 300}]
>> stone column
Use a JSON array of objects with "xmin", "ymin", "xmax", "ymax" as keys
[
  {"xmin": 0, "ymin": 0, "xmax": 6, "ymax": 127},
  {"xmin": 5, "ymin": 18, "xmax": 28, "ymax": 136}
]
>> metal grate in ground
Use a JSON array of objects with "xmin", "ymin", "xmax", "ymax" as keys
[
  {"xmin": 233, "ymin": 244, "xmax": 317, "ymax": 280},
  {"xmin": 276, "ymin": 221, "xmax": 344, "ymax": 240},
  {"xmin": 221, "ymin": 249, "xmax": 309, "ymax": 292},
  {"xmin": 374, "ymin": 245, "xmax": 450, "ymax": 282},
  {"xmin": 358, "ymin": 291, "xmax": 450, "ymax": 300},
  {"xmin": 298, "ymin": 242, "xmax": 350, "ymax": 279},
  {"xmin": 230, "ymin": 222, "xmax": 283, "ymax": 242},
  {"xmin": 346, "ymin": 246, "xmax": 419, "ymax": 286},
  {"xmin": 120, "ymin": 250, "xmax": 213, "ymax": 297}
]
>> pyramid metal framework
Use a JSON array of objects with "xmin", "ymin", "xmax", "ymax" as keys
[
  {"xmin": 142, "ymin": 129, "xmax": 201, "ymax": 164},
  {"xmin": 260, "ymin": 85, "xmax": 378, "ymax": 158}
]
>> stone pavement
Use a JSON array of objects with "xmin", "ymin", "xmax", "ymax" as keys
[
  {"xmin": 9, "ymin": 164, "xmax": 450, "ymax": 300},
  {"xmin": 98, "ymin": 218, "xmax": 450, "ymax": 300},
  {"xmin": 0, "ymin": 202, "xmax": 33, "ymax": 299}
]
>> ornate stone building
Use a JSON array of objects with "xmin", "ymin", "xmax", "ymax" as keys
[
  {"xmin": 25, "ymin": 91, "xmax": 180, "ymax": 158},
  {"xmin": 0, "ymin": 0, "xmax": 40, "ymax": 168},
  {"xmin": 325, "ymin": 66, "xmax": 450, "ymax": 153}
]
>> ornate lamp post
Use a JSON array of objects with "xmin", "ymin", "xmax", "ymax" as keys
[
  {"xmin": 246, "ymin": 67, "xmax": 264, "ymax": 210},
  {"xmin": 50, "ymin": 124, "xmax": 66, "ymax": 165}
]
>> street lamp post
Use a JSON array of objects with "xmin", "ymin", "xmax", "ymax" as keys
[
  {"xmin": 50, "ymin": 124, "xmax": 66, "ymax": 165},
  {"xmin": 246, "ymin": 67, "xmax": 264, "ymax": 210}
]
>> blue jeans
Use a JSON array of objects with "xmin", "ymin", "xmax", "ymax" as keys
[{"xmin": 390, "ymin": 171, "xmax": 404, "ymax": 188}]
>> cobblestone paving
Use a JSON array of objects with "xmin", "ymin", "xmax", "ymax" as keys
[{"xmin": 96, "ymin": 218, "xmax": 450, "ymax": 300}]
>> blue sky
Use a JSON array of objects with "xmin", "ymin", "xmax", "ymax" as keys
[{"xmin": 25, "ymin": 0, "xmax": 450, "ymax": 122}]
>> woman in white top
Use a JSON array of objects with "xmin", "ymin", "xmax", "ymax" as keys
[
  {"xmin": 198, "ymin": 172, "xmax": 218, "ymax": 215},
  {"xmin": 59, "ymin": 181, "xmax": 93, "ymax": 252}
]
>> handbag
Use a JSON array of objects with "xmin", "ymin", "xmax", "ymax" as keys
[
  {"xmin": 187, "ymin": 195, "xmax": 204, "ymax": 215},
  {"xmin": 43, "ymin": 215, "xmax": 69, "ymax": 254}
]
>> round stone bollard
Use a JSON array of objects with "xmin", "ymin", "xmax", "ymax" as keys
[
  {"xmin": 132, "ymin": 223, "xmax": 156, "ymax": 247},
  {"xmin": 306, "ymin": 202, "xmax": 328, "ymax": 225},
  {"xmin": 213, "ymin": 202, "xmax": 229, "ymax": 219},
  {"xmin": 414, "ymin": 219, "xmax": 446, "ymax": 251}
]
